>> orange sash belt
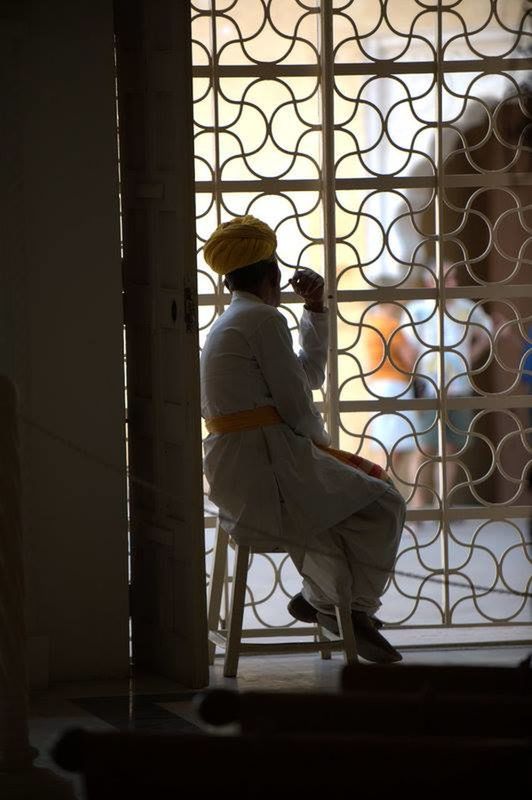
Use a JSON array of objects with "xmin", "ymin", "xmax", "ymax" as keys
[{"xmin": 205, "ymin": 405, "xmax": 392, "ymax": 484}]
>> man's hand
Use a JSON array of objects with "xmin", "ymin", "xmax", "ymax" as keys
[{"xmin": 289, "ymin": 268, "xmax": 325, "ymax": 312}]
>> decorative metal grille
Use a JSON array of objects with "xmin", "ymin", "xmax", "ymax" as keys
[{"xmin": 192, "ymin": 0, "xmax": 532, "ymax": 644}]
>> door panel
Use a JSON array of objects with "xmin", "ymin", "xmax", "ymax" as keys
[{"xmin": 115, "ymin": 0, "xmax": 208, "ymax": 687}]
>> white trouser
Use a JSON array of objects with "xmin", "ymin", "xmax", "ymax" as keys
[{"xmin": 286, "ymin": 486, "xmax": 405, "ymax": 616}]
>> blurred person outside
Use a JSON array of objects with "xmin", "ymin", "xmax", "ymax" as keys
[
  {"xmin": 522, "ymin": 324, "xmax": 532, "ymax": 538},
  {"xmin": 364, "ymin": 302, "xmax": 417, "ymax": 499},
  {"xmin": 402, "ymin": 262, "xmax": 514, "ymax": 507},
  {"xmin": 522, "ymin": 322, "xmax": 532, "ymax": 427}
]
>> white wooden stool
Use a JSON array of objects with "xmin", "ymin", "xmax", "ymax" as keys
[{"xmin": 207, "ymin": 520, "xmax": 359, "ymax": 677}]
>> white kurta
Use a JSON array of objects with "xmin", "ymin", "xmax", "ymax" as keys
[
  {"xmin": 201, "ymin": 291, "xmax": 406, "ymax": 613},
  {"xmin": 200, "ymin": 291, "xmax": 388, "ymax": 548}
]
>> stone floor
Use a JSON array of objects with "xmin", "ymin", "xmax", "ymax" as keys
[
  {"xmin": 25, "ymin": 512, "xmax": 532, "ymax": 794},
  {"xmin": 24, "ymin": 510, "xmax": 531, "ymax": 796},
  {"xmin": 27, "ymin": 643, "xmax": 532, "ymax": 798}
]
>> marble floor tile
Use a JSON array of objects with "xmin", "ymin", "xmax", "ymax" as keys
[{"xmin": 26, "ymin": 644, "xmax": 531, "ymax": 798}]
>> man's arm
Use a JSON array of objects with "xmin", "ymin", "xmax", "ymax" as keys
[
  {"xmin": 296, "ymin": 309, "xmax": 329, "ymax": 389},
  {"xmin": 290, "ymin": 268, "xmax": 328, "ymax": 389},
  {"xmin": 469, "ymin": 304, "xmax": 495, "ymax": 366},
  {"xmin": 249, "ymin": 313, "xmax": 331, "ymax": 447},
  {"xmin": 469, "ymin": 328, "xmax": 491, "ymax": 366}
]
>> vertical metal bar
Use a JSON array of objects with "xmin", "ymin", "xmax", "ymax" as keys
[
  {"xmin": 435, "ymin": 1, "xmax": 451, "ymax": 626},
  {"xmin": 320, "ymin": 0, "xmax": 340, "ymax": 447},
  {"xmin": 209, "ymin": 2, "xmax": 225, "ymax": 316}
]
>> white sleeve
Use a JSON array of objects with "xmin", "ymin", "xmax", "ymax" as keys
[
  {"xmin": 250, "ymin": 314, "xmax": 331, "ymax": 446},
  {"xmin": 297, "ymin": 308, "xmax": 329, "ymax": 389}
]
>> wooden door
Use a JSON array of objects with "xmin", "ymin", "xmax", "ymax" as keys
[{"xmin": 115, "ymin": 0, "xmax": 208, "ymax": 687}]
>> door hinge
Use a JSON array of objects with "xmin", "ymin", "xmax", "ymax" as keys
[{"xmin": 184, "ymin": 286, "xmax": 197, "ymax": 333}]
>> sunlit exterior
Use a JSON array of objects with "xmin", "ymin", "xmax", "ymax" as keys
[{"xmin": 192, "ymin": 1, "xmax": 532, "ymax": 645}]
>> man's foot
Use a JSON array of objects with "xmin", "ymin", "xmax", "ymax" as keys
[
  {"xmin": 316, "ymin": 612, "xmax": 340, "ymax": 637},
  {"xmin": 351, "ymin": 611, "xmax": 402, "ymax": 664},
  {"xmin": 288, "ymin": 595, "xmax": 395, "ymax": 661},
  {"xmin": 288, "ymin": 594, "xmax": 383, "ymax": 629},
  {"xmin": 316, "ymin": 611, "xmax": 401, "ymax": 663},
  {"xmin": 287, "ymin": 593, "xmax": 318, "ymax": 623}
]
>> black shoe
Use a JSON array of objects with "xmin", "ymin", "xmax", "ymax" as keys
[
  {"xmin": 317, "ymin": 611, "xmax": 400, "ymax": 662},
  {"xmin": 287, "ymin": 593, "xmax": 319, "ymax": 623},
  {"xmin": 316, "ymin": 612, "xmax": 340, "ymax": 637},
  {"xmin": 351, "ymin": 611, "xmax": 402, "ymax": 664}
]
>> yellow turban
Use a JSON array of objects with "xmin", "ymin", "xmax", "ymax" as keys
[{"xmin": 203, "ymin": 215, "xmax": 277, "ymax": 275}]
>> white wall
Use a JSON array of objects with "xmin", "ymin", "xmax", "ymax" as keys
[{"xmin": 1, "ymin": 0, "xmax": 129, "ymax": 682}]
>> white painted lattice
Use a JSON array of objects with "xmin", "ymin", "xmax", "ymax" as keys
[{"xmin": 192, "ymin": 0, "xmax": 532, "ymax": 644}]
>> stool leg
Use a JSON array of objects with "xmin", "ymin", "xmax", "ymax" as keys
[
  {"xmin": 207, "ymin": 522, "xmax": 229, "ymax": 665},
  {"xmin": 223, "ymin": 544, "xmax": 250, "ymax": 678},
  {"xmin": 316, "ymin": 627, "xmax": 332, "ymax": 659},
  {"xmin": 335, "ymin": 605, "xmax": 358, "ymax": 664}
]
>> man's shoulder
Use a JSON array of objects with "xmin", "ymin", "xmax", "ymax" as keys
[
  {"xmin": 216, "ymin": 299, "xmax": 283, "ymax": 334},
  {"xmin": 246, "ymin": 304, "xmax": 287, "ymax": 341},
  {"xmin": 235, "ymin": 298, "xmax": 282, "ymax": 320}
]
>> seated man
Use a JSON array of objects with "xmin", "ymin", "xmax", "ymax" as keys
[{"xmin": 200, "ymin": 215, "xmax": 405, "ymax": 663}]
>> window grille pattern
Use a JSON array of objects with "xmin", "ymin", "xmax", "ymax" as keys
[{"xmin": 192, "ymin": 0, "xmax": 532, "ymax": 643}]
